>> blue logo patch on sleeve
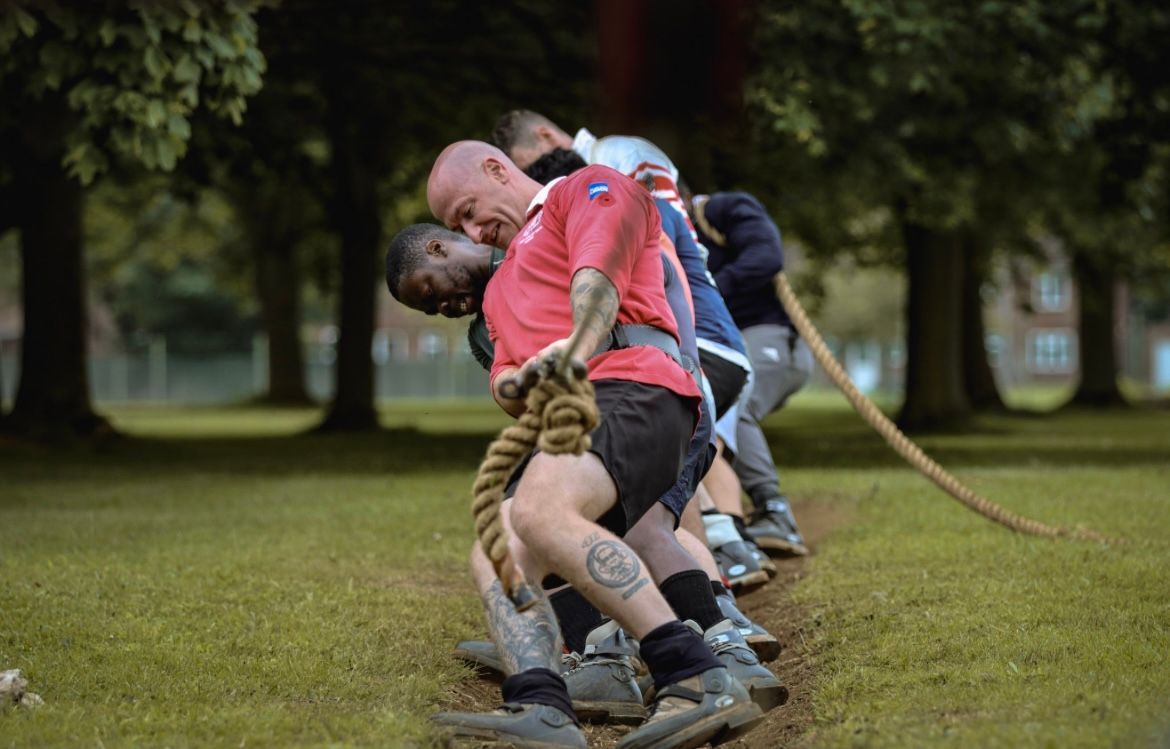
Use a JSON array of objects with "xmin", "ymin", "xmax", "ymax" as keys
[{"xmin": 588, "ymin": 182, "xmax": 609, "ymax": 200}]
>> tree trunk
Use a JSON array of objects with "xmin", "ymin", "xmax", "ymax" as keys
[
  {"xmin": 897, "ymin": 221, "xmax": 972, "ymax": 431},
  {"xmin": 1067, "ymin": 250, "xmax": 1127, "ymax": 407},
  {"xmin": 316, "ymin": 91, "xmax": 381, "ymax": 431},
  {"xmin": 4, "ymin": 97, "xmax": 109, "ymax": 438},
  {"xmin": 244, "ymin": 187, "xmax": 312, "ymax": 405},
  {"xmin": 962, "ymin": 232, "xmax": 1006, "ymax": 411}
]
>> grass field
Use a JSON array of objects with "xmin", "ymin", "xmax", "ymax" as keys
[{"xmin": 2, "ymin": 391, "xmax": 1168, "ymax": 747}]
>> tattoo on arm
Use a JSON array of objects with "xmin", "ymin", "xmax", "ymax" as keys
[
  {"xmin": 570, "ymin": 268, "xmax": 619, "ymax": 358},
  {"xmin": 481, "ymin": 580, "xmax": 563, "ymax": 675}
]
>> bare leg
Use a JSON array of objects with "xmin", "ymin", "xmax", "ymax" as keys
[
  {"xmin": 470, "ymin": 541, "xmax": 562, "ymax": 675},
  {"xmin": 624, "ymin": 502, "xmax": 705, "ymax": 581},
  {"xmin": 675, "ymin": 527, "xmax": 724, "ymax": 582},
  {"xmin": 705, "ymin": 441, "xmax": 748, "ymax": 519},
  {"xmin": 684, "ymin": 485, "xmax": 716, "ymax": 531},
  {"xmin": 508, "ymin": 451, "xmax": 677, "ymax": 639}
]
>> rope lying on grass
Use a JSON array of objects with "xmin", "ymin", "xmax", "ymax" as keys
[
  {"xmin": 774, "ymin": 272, "xmax": 1114, "ymax": 543},
  {"xmin": 471, "ymin": 360, "xmax": 600, "ymax": 611}
]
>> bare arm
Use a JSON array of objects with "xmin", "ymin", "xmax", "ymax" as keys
[
  {"xmin": 495, "ymin": 267, "xmax": 618, "ymax": 405},
  {"xmin": 492, "ymin": 366, "xmax": 528, "ymax": 418},
  {"xmin": 566, "ymin": 267, "xmax": 619, "ymax": 361}
]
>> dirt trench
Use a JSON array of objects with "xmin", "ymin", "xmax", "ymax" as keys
[{"xmin": 440, "ymin": 497, "xmax": 846, "ymax": 748}]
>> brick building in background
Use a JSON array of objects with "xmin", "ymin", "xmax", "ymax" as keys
[{"xmin": 986, "ymin": 253, "xmax": 1170, "ymax": 393}]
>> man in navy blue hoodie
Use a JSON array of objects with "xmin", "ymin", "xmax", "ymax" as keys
[{"xmin": 689, "ymin": 191, "xmax": 811, "ymax": 556}]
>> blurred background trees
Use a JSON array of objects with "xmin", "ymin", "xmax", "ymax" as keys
[{"xmin": 1, "ymin": 0, "xmax": 1167, "ymax": 438}]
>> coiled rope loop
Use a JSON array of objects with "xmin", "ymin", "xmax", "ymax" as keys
[
  {"xmin": 774, "ymin": 272, "xmax": 1114, "ymax": 544},
  {"xmin": 472, "ymin": 361, "xmax": 600, "ymax": 610}
]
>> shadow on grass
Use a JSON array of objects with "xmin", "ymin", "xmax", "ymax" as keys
[{"xmin": 3, "ymin": 406, "xmax": 1168, "ymax": 483}]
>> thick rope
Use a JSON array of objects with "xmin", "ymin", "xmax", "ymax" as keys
[
  {"xmin": 774, "ymin": 272, "xmax": 1113, "ymax": 543},
  {"xmin": 471, "ymin": 371, "xmax": 600, "ymax": 608}
]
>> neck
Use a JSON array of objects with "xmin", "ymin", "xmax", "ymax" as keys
[
  {"xmin": 516, "ymin": 172, "xmax": 542, "ymax": 206},
  {"xmin": 472, "ymin": 245, "xmax": 494, "ymax": 283}
]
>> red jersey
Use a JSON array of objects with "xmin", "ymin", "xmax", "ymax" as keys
[{"xmin": 484, "ymin": 164, "xmax": 701, "ymax": 402}]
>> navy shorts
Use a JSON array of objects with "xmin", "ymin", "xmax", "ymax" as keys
[
  {"xmin": 505, "ymin": 379, "xmax": 697, "ymax": 536},
  {"xmin": 656, "ymin": 388, "xmax": 715, "ymax": 524}
]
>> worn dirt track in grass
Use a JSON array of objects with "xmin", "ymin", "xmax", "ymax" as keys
[{"xmin": 439, "ymin": 496, "xmax": 850, "ymax": 748}]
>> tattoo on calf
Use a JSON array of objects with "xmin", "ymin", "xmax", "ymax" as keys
[
  {"xmin": 621, "ymin": 578, "xmax": 650, "ymax": 600},
  {"xmin": 585, "ymin": 540, "xmax": 642, "ymax": 589},
  {"xmin": 581, "ymin": 531, "xmax": 600, "ymax": 548},
  {"xmin": 482, "ymin": 579, "xmax": 563, "ymax": 675}
]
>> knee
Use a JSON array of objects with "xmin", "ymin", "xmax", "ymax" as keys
[
  {"xmin": 624, "ymin": 504, "xmax": 675, "ymax": 552},
  {"xmin": 508, "ymin": 493, "xmax": 556, "ymax": 550}
]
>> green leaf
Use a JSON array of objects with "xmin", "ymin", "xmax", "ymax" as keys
[
  {"xmin": 173, "ymin": 53, "xmax": 200, "ymax": 83},
  {"xmin": 63, "ymin": 140, "xmax": 107, "ymax": 185},
  {"xmin": 166, "ymin": 112, "xmax": 191, "ymax": 139},
  {"xmin": 145, "ymin": 99, "xmax": 166, "ymax": 128},
  {"xmin": 204, "ymin": 31, "xmax": 235, "ymax": 59},
  {"xmin": 182, "ymin": 17, "xmax": 201, "ymax": 43},
  {"xmin": 140, "ymin": 8, "xmax": 162, "ymax": 43},
  {"xmin": 178, "ymin": 82, "xmax": 199, "ymax": 108},
  {"xmin": 13, "ymin": 7, "xmax": 37, "ymax": 37},
  {"xmin": 99, "ymin": 19, "xmax": 117, "ymax": 47},
  {"xmin": 143, "ymin": 45, "xmax": 166, "ymax": 80},
  {"xmin": 156, "ymin": 137, "xmax": 178, "ymax": 170}
]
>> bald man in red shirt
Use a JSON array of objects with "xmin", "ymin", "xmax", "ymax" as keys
[{"xmin": 409, "ymin": 141, "xmax": 763, "ymax": 749}]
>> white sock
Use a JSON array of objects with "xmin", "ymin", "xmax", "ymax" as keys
[{"xmin": 702, "ymin": 512, "xmax": 743, "ymax": 548}]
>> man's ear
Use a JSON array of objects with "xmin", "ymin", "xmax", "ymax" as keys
[
  {"xmin": 483, "ymin": 157, "xmax": 509, "ymax": 184},
  {"xmin": 534, "ymin": 126, "xmax": 557, "ymax": 147},
  {"xmin": 425, "ymin": 238, "xmax": 447, "ymax": 257}
]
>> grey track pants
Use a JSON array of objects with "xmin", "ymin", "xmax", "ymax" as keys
[{"xmin": 734, "ymin": 324, "xmax": 813, "ymax": 506}]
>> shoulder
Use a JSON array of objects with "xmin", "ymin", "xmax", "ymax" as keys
[
  {"xmin": 708, "ymin": 191, "xmax": 768, "ymax": 221},
  {"xmin": 561, "ymin": 163, "xmax": 625, "ymax": 186},
  {"xmin": 551, "ymin": 164, "xmax": 642, "ymax": 206}
]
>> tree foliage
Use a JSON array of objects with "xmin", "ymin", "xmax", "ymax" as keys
[
  {"xmin": 0, "ymin": 2, "xmax": 265, "ymax": 183},
  {"xmin": 744, "ymin": 0, "xmax": 1170, "ymax": 423},
  {"xmin": 0, "ymin": 2, "xmax": 266, "ymax": 436}
]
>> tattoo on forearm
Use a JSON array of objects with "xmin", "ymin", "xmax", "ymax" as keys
[
  {"xmin": 481, "ymin": 579, "xmax": 563, "ymax": 675},
  {"xmin": 570, "ymin": 268, "xmax": 619, "ymax": 354}
]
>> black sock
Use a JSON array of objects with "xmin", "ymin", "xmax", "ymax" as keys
[
  {"xmin": 638, "ymin": 620, "xmax": 722, "ymax": 690},
  {"xmin": 501, "ymin": 668, "xmax": 578, "ymax": 725},
  {"xmin": 710, "ymin": 580, "xmax": 732, "ymax": 600},
  {"xmin": 731, "ymin": 514, "xmax": 751, "ymax": 539},
  {"xmin": 659, "ymin": 570, "xmax": 725, "ymax": 632},
  {"xmin": 548, "ymin": 587, "xmax": 603, "ymax": 654},
  {"xmin": 748, "ymin": 487, "xmax": 780, "ymax": 514}
]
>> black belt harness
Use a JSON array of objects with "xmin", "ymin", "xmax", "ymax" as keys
[{"xmin": 591, "ymin": 323, "xmax": 695, "ymax": 376}]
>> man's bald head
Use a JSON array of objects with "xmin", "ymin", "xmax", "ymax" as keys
[
  {"xmin": 425, "ymin": 140, "xmax": 541, "ymax": 250},
  {"xmin": 426, "ymin": 140, "xmax": 508, "ymax": 216}
]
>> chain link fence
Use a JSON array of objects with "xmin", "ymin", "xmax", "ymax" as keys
[{"xmin": 0, "ymin": 334, "xmax": 490, "ymax": 407}]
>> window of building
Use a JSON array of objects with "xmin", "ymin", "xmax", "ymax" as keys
[
  {"xmin": 1026, "ymin": 329, "xmax": 1075, "ymax": 373},
  {"xmin": 1033, "ymin": 272, "xmax": 1069, "ymax": 312},
  {"xmin": 985, "ymin": 334, "xmax": 1005, "ymax": 368}
]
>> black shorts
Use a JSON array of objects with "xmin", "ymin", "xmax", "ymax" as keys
[
  {"xmin": 698, "ymin": 348, "xmax": 750, "ymax": 420},
  {"xmin": 657, "ymin": 391, "xmax": 715, "ymax": 524},
  {"xmin": 505, "ymin": 379, "xmax": 696, "ymax": 536}
]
